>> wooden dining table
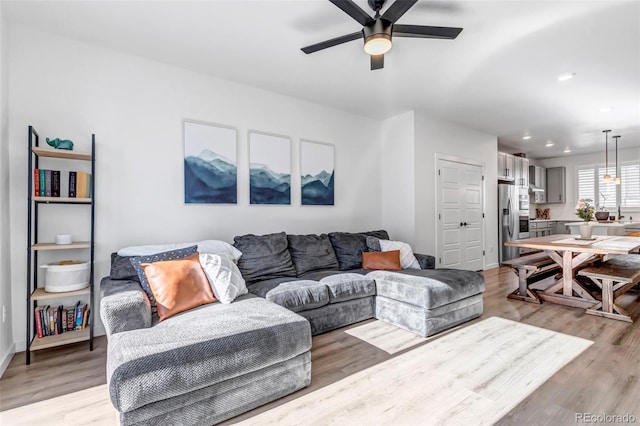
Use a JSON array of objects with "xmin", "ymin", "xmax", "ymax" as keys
[{"xmin": 504, "ymin": 235, "xmax": 640, "ymax": 309}]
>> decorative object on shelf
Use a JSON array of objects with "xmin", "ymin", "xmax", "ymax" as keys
[
  {"xmin": 613, "ymin": 135, "xmax": 621, "ymax": 185},
  {"xmin": 46, "ymin": 137, "xmax": 74, "ymax": 150},
  {"xmin": 301, "ymin": 140, "xmax": 335, "ymax": 206},
  {"xmin": 40, "ymin": 261, "xmax": 90, "ymax": 293},
  {"xmin": 602, "ymin": 130, "xmax": 612, "ymax": 183},
  {"xmin": 248, "ymin": 131, "xmax": 291, "ymax": 205},
  {"xmin": 55, "ymin": 234, "xmax": 72, "ymax": 245},
  {"xmin": 184, "ymin": 121, "xmax": 237, "ymax": 204},
  {"xmin": 575, "ymin": 198, "xmax": 594, "ymax": 239}
]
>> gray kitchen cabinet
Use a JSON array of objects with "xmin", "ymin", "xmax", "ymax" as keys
[
  {"xmin": 554, "ymin": 221, "xmax": 570, "ymax": 234},
  {"xmin": 498, "ymin": 152, "xmax": 515, "ymax": 181},
  {"xmin": 546, "ymin": 167, "xmax": 566, "ymax": 204},
  {"xmin": 514, "ymin": 157, "xmax": 529, "ymax": 189}
]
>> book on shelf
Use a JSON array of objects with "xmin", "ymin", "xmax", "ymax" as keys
[
  {"xmin": 34, "ymin": 306, "xmax": 44, "ymax": 338},
  {"xmin": 68, "ymin": 171, "xmax": 76, "ymax": 197},
  {"xmin": 39, "ymin": 169, "xmax": 45, "ymax": 196},
  {"xmin": 52, "ymin": 170, "xmax": 61, "ymax": 197},
  {"xmin": 75, "ymin": 172, "xmax": 92, "ymax": 198},
  {"xmin": 33, "ymin": 169, "xmax": 40, "ymax": 197},
  {"xmin": 45, "ymin": 170, "xmax": 52, "ymax": 197},
  {"xmin": 75, "ymin": 303, "xmax": 87, "ymax": 330}
]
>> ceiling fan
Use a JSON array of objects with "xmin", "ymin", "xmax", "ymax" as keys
[{"xmin": 301, "ymin": 0, "xmax": 463, "ymax": 70}]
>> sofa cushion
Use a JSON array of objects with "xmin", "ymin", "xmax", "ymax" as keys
[
  {"xmin": 110, "ymin": 253, "xmax": 139, "ymax": 281},
  {"xmin": 362, "ymin": 250, "xmax": 401, "ymax": 271},
  {"xmin": 248, "ymin": 277, "xmax": 302, "ymax": 298},
  {"xmin": 129, "ymin": 245, "xmax": 199, "ymax": 309},
  {"xmin": 142, "ymin": 252, "xmax": 217, "ymax": 321},
  {"xmin": 367, "ymin": 269, "xmax": 485, "ymax": 309},
  {"xmin": 265, "ymin": 280, "xmax": 329, "ymax": 313},
  {"xmin": 319, "ymin": 273, "xmax": 376, "ymax": 303},
  {"xmin": 233, "ymin": 232, "xmax": 297, "ymax": 284},
  {"xmin": 361, "ymin": 230, "xmax": 390, "ymax": 240},
  {"xmin": 106, "ymin": 294, "xmax": 311, "ymax": 413},
  {"xmin": 299, "ymin": 269, "xmax": 368, "ymax": 281},
  {"xmin": 328, "ymin": 232, "xmax": 368, "ymax": 270},
  {"xmin": 287, "ymin": 234, "xmax": 339, "ymax": 276}
]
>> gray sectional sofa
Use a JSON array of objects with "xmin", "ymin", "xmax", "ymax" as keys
[{"xmin": 101, "ymin": 229, "xmax": 485, "ymax": 425}]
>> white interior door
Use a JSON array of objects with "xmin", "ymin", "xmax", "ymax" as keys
[{"xmin": 437, "ymin": 158, "xmax": 485, "ymax": 271}]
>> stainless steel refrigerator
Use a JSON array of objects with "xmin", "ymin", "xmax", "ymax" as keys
[{"xmin": 499, "ymin": 183, "xmax": 520, "ymax": 262}]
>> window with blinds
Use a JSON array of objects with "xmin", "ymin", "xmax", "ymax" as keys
[
  {"xmin": 577, "ymin": 162, "xmax": 640, "ymax": 211},
  {"xmin": 621, "ymin": 164, "xmax": 640, "ymax": 208}
]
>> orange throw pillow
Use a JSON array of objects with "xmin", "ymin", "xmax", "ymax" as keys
[
  {"xmin": 142, "ymin": 252, "xmax": 216, "ymax": 321},
  {"xmin": 362, "ymin": 250, "xmax": 402, "ymax": 271}
]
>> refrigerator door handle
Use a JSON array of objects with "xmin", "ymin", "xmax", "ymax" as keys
[{"xmin": 506, "ymin": 198, "xmax": 513, "ymax": 237}]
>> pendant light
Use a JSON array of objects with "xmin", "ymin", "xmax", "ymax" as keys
[
  {"xmin": 603, "ymin": 130, "xmax": 612, "ymax": 182},
  {"xmin": 613, "ymin": 135, "xmax": 621, "ymax": 185}
]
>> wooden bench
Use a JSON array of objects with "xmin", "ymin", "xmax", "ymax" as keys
[
  {"xmin": 502, "ymin": 252, "xmax": 562, "ymax": 304},
  {"xmin": 578, "ymin": 254, "xmax": 640, "ymax": 322}
]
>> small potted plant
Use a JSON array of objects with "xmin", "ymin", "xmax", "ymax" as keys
[
  {"xmin": 575, "ymin": 198, "xmax": 595, "ymax": 239},
  {"xmin": 595, "ymin": 192, "xmax": 610, "ymax": 221}
]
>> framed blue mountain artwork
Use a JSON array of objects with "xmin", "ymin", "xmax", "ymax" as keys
[
  {"xmin": 249, "ymin": 131, "xmax": 291, "ymax": 205},
  {"xmin": 301, "ymin": 140, "xmax": 334, "ymax": 206},
  {"xmin": 184, "ymin": 121, "xmax": 237, "ymax": 204}
]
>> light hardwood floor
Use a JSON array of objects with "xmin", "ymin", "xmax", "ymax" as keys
[{"xmin": 1, "ymin": 267, "xmax": 639, "ymax": 425}]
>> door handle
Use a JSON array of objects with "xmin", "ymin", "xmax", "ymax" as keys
[
  {"xmin": 463, "ymin": 222, "xmax": 468, "ymax": 226},
  {"xmin": 460, "ymin": 222, "xmax": 464, "ymax": 227}
]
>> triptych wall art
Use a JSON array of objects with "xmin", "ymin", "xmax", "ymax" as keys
[{"xmin": 183, "ymin": 121, "xmax": 334, "ymax": 206}]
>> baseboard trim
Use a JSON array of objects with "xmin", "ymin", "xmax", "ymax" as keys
[
  {"xmin": 0, "ymin": 342, "xmax": 16, "ymax": 378},
  {"xmin": 484, "ymin": 263, "xmax": 499, "ymax": 270}
]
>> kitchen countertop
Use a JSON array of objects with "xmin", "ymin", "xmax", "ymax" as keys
[
  {"xmin": 565, "ymin": 221, "xmax": 640, "ymax": 227},
  {"xmin": 529, "ymin": 219, "xmax": 575, "ymax": 222}
]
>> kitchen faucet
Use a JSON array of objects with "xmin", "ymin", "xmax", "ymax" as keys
[{"xmin": 618, "ymin": 206, "xmax": 624, "ymax": 220}]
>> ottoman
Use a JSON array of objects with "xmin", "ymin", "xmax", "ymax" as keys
[{"xmin": 368, "ymin": 269, "xmax": 485, "ymax": 337}]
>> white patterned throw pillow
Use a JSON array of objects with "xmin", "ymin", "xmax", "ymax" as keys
[
  {"xmin": 199, "ymin": 253, "xmax": 248, "ymax": 304},
  {"xmin": 379, "ymin": 240, "xmax": 421, "ymax": 270}
]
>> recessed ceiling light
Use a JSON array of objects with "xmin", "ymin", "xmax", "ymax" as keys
[
  {"xmin": 522, "ymin": 135, "xmax": 532, "ymax": 140},
  {"xmin": 545, "ymin": 141, "xmax": 554, "ymax": 147},
  {"xmin": 600, "ymin": 106, "xmax": 614, "ymax": 113},
  {"xmin": 564, "ymin": 148, "xmax": 572, "ymax": 153},
  {"xmin": 557, "ymin": 72, "xmax": 576, "ymax": 81}
]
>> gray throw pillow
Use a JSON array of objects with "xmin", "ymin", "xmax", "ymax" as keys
[
  {"xmin": 129, "ymin": 245, "xmax": 198, "ymax": 308},
  {"xmin": 328, "ymin": 232, "xmax": 368, "ymax": 271},
  {"xmin": 110, "ymin": 253, "xmax": 139, "ymax": 282},
  {"xmin": 366, "ymin": 236, "xmax": 382, "ymax": 252},
  {"xmin": 361, "ymin": 230, "xmax": 390, "ymax": 240},
  {"xmin": 287, "ymin": 234, "xmax": 340, "ymax": 276},
  {"xmin": 233, "ymin": 232, "xmax": 297, "ymax": 284}
]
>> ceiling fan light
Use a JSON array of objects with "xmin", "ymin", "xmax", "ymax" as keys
[
  {"xmin": 614, "ymin": 177, "xmax": 621, "ymax": 185},
  {"xmin": 364, "ymin": 34, "xmax": 392, "ymax": 55},
  {"xmin": 603, "ymin": 175, "xmax": 611, "ymax": 183}
]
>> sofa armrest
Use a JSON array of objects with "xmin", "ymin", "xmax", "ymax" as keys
[
  {"xmin": 100, "ymin": 277, "xmax": 152, "ymax": 337},
  {"xmin": 414, "ymin": 253, "xmax": 435, "ymax": 269}
]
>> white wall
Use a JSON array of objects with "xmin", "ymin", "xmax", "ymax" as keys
[
  {"xmin": 380, "ymin": 111, "xmax": 416, "ymax": 245},
  {"xmin": 536, "ymin": 147, "xmax": 640, "ymax": 220},
  {"xmin": 7, "ymin": 25, "xmax": 383, "ymax": 351},
  {"xmin": 414, "ymin": 111, "xmax": 499, "ymax": 269},
  {"xmin": 0, "ymin": 7, "xmax": 15, "ymax": 376}
]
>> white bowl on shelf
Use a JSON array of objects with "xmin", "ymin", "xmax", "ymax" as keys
[
  {"xmin": 40, "ymin": 261, "xmax": 90, "ymax": 293},
  {"xmin": 55, "ymin": 234, "xmax": 72, "ymax": 245}
]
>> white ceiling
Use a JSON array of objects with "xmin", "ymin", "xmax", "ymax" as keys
[{"xmin": 3, "ymin": 0, "xmax": 640, "ymax": 159}]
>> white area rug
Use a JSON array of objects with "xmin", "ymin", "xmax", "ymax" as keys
[
  {"xmin": 0, "ymin": 317, "xmax": 592, "ymax": 426},
  {"xmin": 238, "ymin": 317, "xmax": 592, "ymax": 426}
]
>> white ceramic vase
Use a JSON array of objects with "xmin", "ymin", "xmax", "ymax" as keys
[{"xmin": 579, "ymin": 224, "xmax": 592, "ymax": 239}]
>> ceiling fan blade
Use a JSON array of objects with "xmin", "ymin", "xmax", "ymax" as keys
[
  {"xmin": 329, "ymin": 0, "xmax": 374, "ymax": 26},
  {"xmin": 381, "ymin": 0, "xmax": 418, "ymax": 23},
  {"xmin": 301, "ymin": 31, "xmax": 363, "ymax": 54},
  {"xmin": 393, "ymin": 24, "xmax": 463, "ymax": 39},
  {"xmin": 371, "ymin": 54, "xmax": 384, "ymax": 70}
]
